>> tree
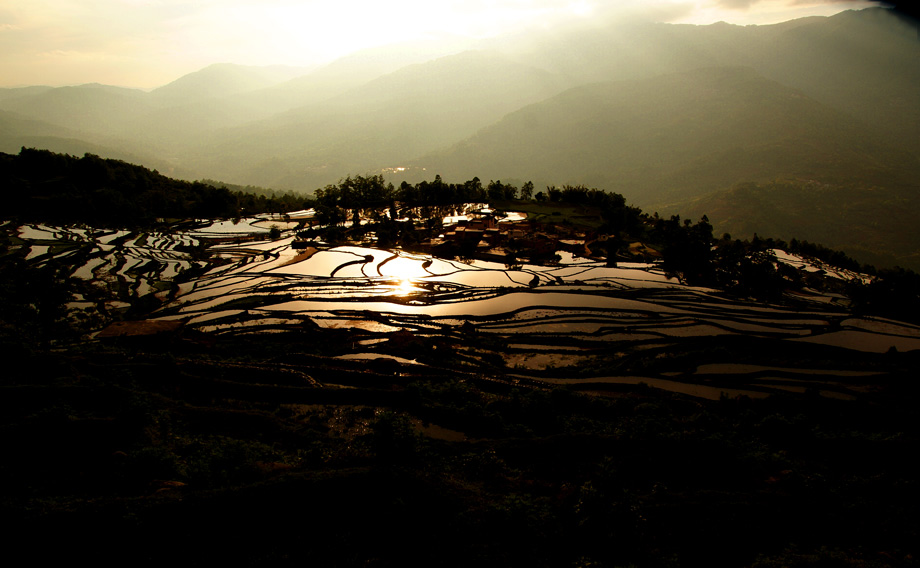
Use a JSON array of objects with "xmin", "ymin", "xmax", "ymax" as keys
[
  {"xmin": 487, "ymin": 180, "xmax": 511, "ymax": 201},
  {"xmin": 656, "ymin": 215, "xmax": 715, "ymax": 285},
  {"xmin": 313, "ymin": 185, "xmax": 344, "ymax": 226},
  {"xmin": 461, "ymin": 177, "xmax": 485, "ymax": 203},
  {"xmin": 520, "ymin": 181, "xmax": 534, "ymax": 201}
]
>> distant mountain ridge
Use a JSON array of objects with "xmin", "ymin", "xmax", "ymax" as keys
[
  {"xmin": 414, "ymin": 66, "xmax": 909, "ymax": 204},
  {"xmin": 2, "ymin": 8, "xmax": 915, "ymax": 185},
  {"xmin": 181, "ymin": 50, "xmax": 569, "ymax": 189},
  {"xmin": 148, "ymin": 63, "xmax": 312, "ymax": 106}
]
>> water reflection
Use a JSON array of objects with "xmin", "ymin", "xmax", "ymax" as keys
[
  {"xmin": 161, "ymin": 241, "xmax": 920, "ymax": 356},
  {"xmin": 394, "ymin": 277, "xmax": 421, "ymax": 297}
]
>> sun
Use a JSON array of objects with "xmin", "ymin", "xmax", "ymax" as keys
[{"xmin": 567, "ymin": 1, "xmax": 593, "ymax": 17}]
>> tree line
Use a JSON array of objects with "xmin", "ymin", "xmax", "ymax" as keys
[{"xmin": 1, "ymin": 148, "xmax": 310, "ymax": 226}]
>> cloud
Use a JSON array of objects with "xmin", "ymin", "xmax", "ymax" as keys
[
  {"xmin": 717, "ymin": 0, "xmax": 763, "ymax": 9},
  {"xmin": 607, "ymin": 2, "xmax": 699, "ymax": 22}
]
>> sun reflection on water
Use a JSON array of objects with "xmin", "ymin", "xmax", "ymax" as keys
[{"xmin": 394, "ymin": 277, "xmax": 420, "ymax": 296}]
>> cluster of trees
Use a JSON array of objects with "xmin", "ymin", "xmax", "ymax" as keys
[
  {"xmin": 313, "ymin": 174, "xmax": 497, "ymax": 225},
  {"xmin": 199, "ymin": 178, "xmax": 309, "ymax": 217},
  {"xmin": 646, "ymin": 221, "xmax": 920, "ymax": 320},
  {"xmin": 311, "ymin": 175, "xmax": 523, "ymax": 247},
  {"xmin": 1, "ymin": 148, "xmax": 309, "ymax": 226},
  {"xmin": 650, "ymin": 214, "xmax": 717, "ymax": 284},
  {"xmin": 310, "ymin": 175, "xmax": 646, "ymax": 246},
  {"xmin": 648, "ymin": 215, "xmax": 798, "ymax": 300}
]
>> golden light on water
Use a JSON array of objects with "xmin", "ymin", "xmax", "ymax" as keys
[
  {"xmin": 394, "ymin": 277, "xmax": 419, "ymax": 296},
  {"xmin": 375, "ymin": 251, "xmax": 434, "ymax": 297}
]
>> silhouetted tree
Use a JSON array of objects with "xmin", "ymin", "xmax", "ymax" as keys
[{"xmin": 520, "ymin": 181, "xmax": 534, "ymax": 200}]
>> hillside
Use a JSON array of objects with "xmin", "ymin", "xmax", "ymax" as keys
[
  {"xmin": 677, "ymin": 179, "xmax": 920, "ymax": 270},
  {"xmin": 0, "ymin": 83, "xmax": 152, "ymax": 135},
  {"xmin": 147, "ymin": 63, "xmax": 311, "ymax": 106},
  {"xmin": 501, "ymin": 8, "xmax": 920, "ymax": 154},
  {"xmin": 2, "ymin": 155, "xmax": 920, "ymax": 566},
  {"xmin": 417, "ymin": 66, "xmax": 911, "ymax": 192},
  {"xmin": 0, "ymin": 148, "xmax": 308, "ymax": 225},
  {"xmin": 184, "ymin": 51, "xmax": 568, "ymax": 189}
]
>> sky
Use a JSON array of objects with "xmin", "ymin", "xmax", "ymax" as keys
[{"xmin": 0, "ymin": 0, "xmax": 881, "ymax": 89}]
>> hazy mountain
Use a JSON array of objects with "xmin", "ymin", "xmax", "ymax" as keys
[
  {"xmin": 0, "ymin": 109, "xmax": 179, "ymax": 173},
  {"xmin": 500, "ymin": 8, "xmax": 920, "ymax": 153},
  {"xmin": 0, "ymin": 83, "xmax": 151, "ymax": 136},
  {"xmin": 753, "ymin": 8, "xmax": 920, "ymax": 154},
  {"xmin": 183, "ymin": 50, "xmax": 567, "ymax": 189},
  {"xmin": 148, "ymin": 63, "xmax": 312, "ymax": 106},
  {"xmin": 3, "ymin": 7, "xmax": 915, "ymax": 190},
  {"xmin": 0, "ymin": 109, "xmax": 80, "ymax": 141},
  {"xmin": 181, "ymin": 7, "xmax": 914, "ymax": 193},
  {"xmin": 236, "ymin": 36, "xmax": 484, "ymax": 110},
  {"xmin": 123, "ymin": 42, "xmax": 483, "ymax": 149},
  {"xmin": 0, "ymin": 42, "xmax": 485, "ymax": 167},
  {"xmin": 0, "ymin": 86, "xmax": 55, "ymax": 103},
  {"xmin": 109, "ymin": 64, "xmax": 319, "ymax": 149},
  {"xmin": 416, "ymin": 66, "xmax": 909, "ymax": 203}
]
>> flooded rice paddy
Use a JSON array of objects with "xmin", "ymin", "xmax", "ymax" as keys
[{"xmin": 6, "ymin": 216, "xmax": 919, "ymax": 401}]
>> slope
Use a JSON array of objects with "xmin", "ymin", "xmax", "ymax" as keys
[
  {"xmin": 416, "ymin": 66, "xmax": 910, "ymax": 205},
  {"xmin": 183, "ymin": 50, "xmax": 567, "ymax": 189},
  {"xmin": 147, "ymin": 63, "xmax": 311, "ymax": 107},
  {"xmin": 501, "ymin": 8, "xmax": 920, "ymax": 155},
  {"xmin": 0, "ymin": 83, "xmax": 151, "ymax": 136},
  {"xmin": 679, "ymin": 179, "xmax": 920, "ymax": 271}
]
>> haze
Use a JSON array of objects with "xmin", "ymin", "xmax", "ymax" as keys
[{"xmin": 1, "ymin": 0, "xmax": 876, "ymax": 89}]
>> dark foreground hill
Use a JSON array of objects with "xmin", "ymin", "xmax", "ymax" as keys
[
  {"xmin": 2, "ymin": 219, "xmax": 919, "ymax": 567},
  {"xmin": 3, "ymin": 341, "xmax": 918, "ymax": 568},
  {"xmin": 2, "ymin": 153, "xmax": 920, "ymax": 566},
  {"xmin": 0, "ymin": 148, "xmax": 308, "ymax": 225}
]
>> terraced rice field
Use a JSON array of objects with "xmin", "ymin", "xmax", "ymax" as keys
[{"xmin": 7, "ymin": 215, "xmax": 918, "ymax": 400}]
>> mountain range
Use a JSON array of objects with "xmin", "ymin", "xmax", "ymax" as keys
[{"xmin": 1, "ymin": 7, "xmax": 918, "ymax": 268}]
